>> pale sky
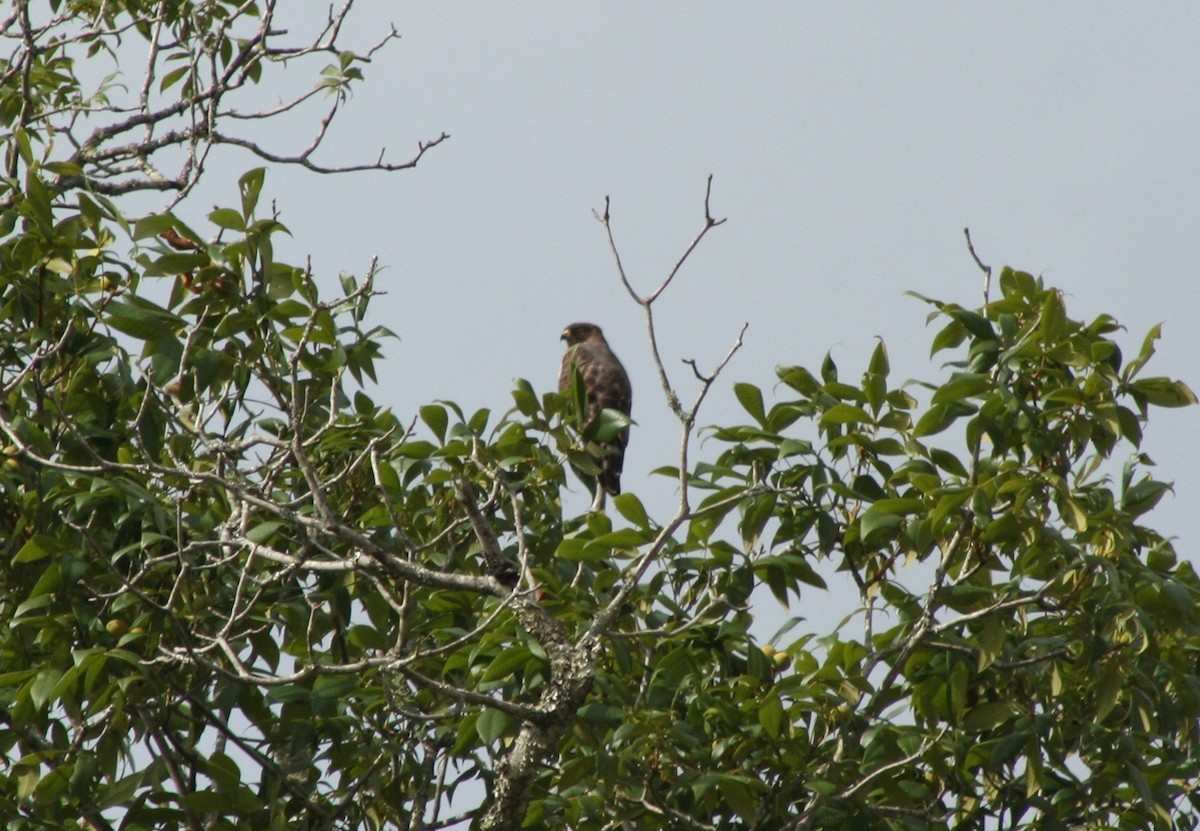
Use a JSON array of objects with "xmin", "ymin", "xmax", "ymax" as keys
[{"xmin": 185, "ymin": 5, "xmax": 1198, "ymax": 629}]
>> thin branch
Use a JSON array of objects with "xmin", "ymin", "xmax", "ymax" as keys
[
  {"xmin": 594, "ymin": 176, "xmax": 727, "ymax": 420},
  {"xmin": 212, "ymin": 129, "xmax": 450, "ymax": 174},
  {"xmin": 646, "ymin": 174, "xmax": 726, "ymax": 305},
  {"xmin": 964, "ymin": 227, "xmax": 992, "ymax": 306},
  {"xmin": 789, "ymin": 733, "xmax": 944, "ymax": 830},
  {"xmin": 395, "ymin": 665, "xmax": 547, "ymax": 724}
]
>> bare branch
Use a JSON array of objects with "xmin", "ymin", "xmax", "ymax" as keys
[
  {"xmin": 964, "ymin": 227, "xmax": 992, "ymax": 305},
  {"xmin": 211, "ymin": 128, "xmax": 451, "ymax": 175},
  {"xmin": 646, "ymin": 174, "xmax": 727, "ymax": 305},
  {"xmin": 594, "ymin": 177, "xmax": 729, "ymax": 420}
]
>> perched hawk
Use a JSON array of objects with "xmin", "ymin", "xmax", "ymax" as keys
[{"xmin": 559, "ymin": 322, "xmax": 632, "ymax": 510}]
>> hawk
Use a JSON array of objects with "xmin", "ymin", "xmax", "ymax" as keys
[{"xmin": 559, "ymin": 322, "xmax": 632, "ymax": 511}]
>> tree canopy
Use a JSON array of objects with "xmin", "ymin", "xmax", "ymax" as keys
[{"xmin": 1, "ymin": 3, "xmax": 1198, "ymax": 830}]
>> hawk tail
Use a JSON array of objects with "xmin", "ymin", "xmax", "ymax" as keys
[{"xmin": 600, "ymin": 455, "xmax": 623, "ymax": 496}]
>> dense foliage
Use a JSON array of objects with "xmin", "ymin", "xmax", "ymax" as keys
[{"xmin": 1, "ymin": 3, "xmax": 1197, "ymax": 830}]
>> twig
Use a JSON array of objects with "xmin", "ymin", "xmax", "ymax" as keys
[
  {"xmin": 595, "ymin": 176, "xmax": 728, "ymax": 419},
  {"xmin": 964, "ymin": 227, "xmax": 991, "ymax": 306}
]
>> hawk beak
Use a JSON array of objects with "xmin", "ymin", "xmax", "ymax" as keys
[{"xmin": 560, "ymin": 329, "xmax": 570, "ymax": 341}]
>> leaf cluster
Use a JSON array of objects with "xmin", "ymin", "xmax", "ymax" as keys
[{"xmin": 2, "ymin": 4, "xmax": 1198, "ymax": 830}]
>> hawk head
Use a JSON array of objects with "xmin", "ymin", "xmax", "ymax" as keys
[{"xmin": 561, "ymin": 322, "xmax": 605, "ymax": 346}]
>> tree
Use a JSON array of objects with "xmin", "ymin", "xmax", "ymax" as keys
[{"xmin": 2, "ymin": 3, "xmax": 1197, "ymax": 830}]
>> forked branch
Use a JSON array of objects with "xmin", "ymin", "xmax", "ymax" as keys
[{"xmin": 594, "ymin": 175, "xmax": 734, "ymax": 420}]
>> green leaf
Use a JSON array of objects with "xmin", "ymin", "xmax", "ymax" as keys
[
  {"xmin": 35, "ymin": 767, "xmax": 70, "ymax": 803},
  {"xmin": 245, "ymin": 522, "xmax": 284, "ymax": 544},
  {"xmin": 741, "ymin": 492, "xmax": 777, "ymax": 549},
  {"xmin": 868, "ymin": 339, "xmax": 890, "ymax": 377},
  {"xmin": 914, "ymin": 403, "xmax": 960, "ymax": 438},
  {"xmin": 206, "ymin": 752, "xmax": 242, "ymax": 793},
  {"xmin": 420, "ymin": 404, "xmax": 449, "ymax": 443},
  {"xmin": 312, "ymin": 675, "xmax": 357, "ymax": 704},
  {"xmin": 30, "ymin": 669, "xmax": 63, "ymax": 710},
  {"xmin": 132, "ymin": 213, "xmax": 179, "ymax": 241},
  {"xmin": 869, "ymin": 497, "xmax": 925, "ymax": 514},
  {"xmin": 144, "ymin": 251, "xmax": 210, "ymax": 277},
  {"xmin": 792, "ymin": 557, "xmax": 828, "ymax": 590},
  {"xmin": 998, "ymin": 267, "xmax": 1039, "ymax": 299},
  {"xmin": 577, "ymin": 702, "xmax": 625, "ymax": 724},
  {"xmin": 1122, "ymin": 323, "xmax": 1161, "ymax": 381},
  {"xmin": 1094, "ymin": 663, "xmax": 1122, "ymax": 722},
  {"xmin": 159, "ymin": 64, "xmax": 190, "ymax": 91},
  {"xmin": 963, "ymin": 700, "xmax": 1014, "ymax": 733},
  {"xmin": 97, "ymin": 771, "xmax": 144, "ymax": 810},
  {"xmin": 859, "ymin": 510, "xmax": 902, "ymax": 542},
  {"xmin": 14, "ymin": 535, "xmax": 61, "ymax": 564},
  {"xmin": 239, "ymin": 168, "xmax": 266, "ymax": 218},
  {"xmin": 777, "ymin": 365, "xmax": 820, "ymax": 395},
  {"xmin": 767, "ymin": 402, "xmax": 806, "ymax": 433},
  {"xmin": 1057, "ymin": 493, "xmax": 1088, "ymax": 532},
  {"xmin": 394, "ymin": 440, "xmax": 437, "ymax": 459},
  {"xmin": 929, "ymin": 448, "xmax": 969, "ymax": 478},
  {"xmin": 777, "ymin": 438, "xmax": 813, "ymax": 459},
  {"xmin": 511, "ymin": 379, "xmax": 540, "ymax": 417},
  {"xmin": 476, "ymin": 708, "xmax": 510, "ymax": 744},
  {"xmin": 592, "ymin": 528, "xmax": 652, "ymax": 549},
  {"xmin": 587, "ymin": 407, "xmax": 632, "ymax": 443},
  {"xmin": 482, "ymin": 646, "xmax": 530, "ymax": 682},
  {"xmin": 975, "ymin": 616, "xmax": 1006, "ymax": 671},
  {"xmin": 209, "ymin": 207, "xmax": 245, "ymax": 232},
  {"xmin": 181, "ymin": 792, "xmax": 230, "ymax": 812},
  {"xmin": 43, "ymin": 160, "xmax": 85, "ymax": 177},
  {"xmin": 453, "ymin": 713, "xmax": 481, "ymax": 755},
  {"xmin": 44, "ymin": 257, "xmax": 73, "ymax": 275},
  {"xmin": 12, "ymin": 126, "xmax": 34, "ymax": 166},
  {"xmin": 1122, "ymin": 478, "xmax": 1172, "ymax": 518},
  {"xmin": 734, "ymin": 382, "xmax": 766, "ymax": 426},
  {"xmin": 24, "ymin": 168, "xmax": 54, "ymax": 232},
  {"xmin": 1129, "ymin": 377, "xmax": 1197, "ymax": 408},
  {"xmin": 613, "ymin": 493, "xmax": 650, "ymax": 529},
  {"xmin": 949, "ymin": 307, "xmax": 997, "ymax": 341},
  {"xmin": 819, "ymin": 403, "xmax": 872, "ymax": 426},
  {"xmin": 931, "ymin": 374, "xmax": 992, "ymax": 405},
  {"xmin": 467, "ymin": 408, "xmax": 491, "ymax": 435},
  {"xmin": 717, "ymin": 776, "xmax": 759, "ymax": 823},
  {"xmin": 759, "ymin": 692, "xmax": 784, "ymax": 739},
  {"xmin": 863, "ymin": 371, "xmax": 886, "ymax": 415},
  {"xmin": 1038, "ymin": 289, "xmax": 1068, "ymax": 342},
  {"xmin": 931, "ymin": 488, "xmax": 972, "ymax": 528},
  {"xmin": 821, "ymin": 352, "xmax": 838, "ymax": 382},
  {"xmin": 1117, "ymin": 405, "xmax": 1143, "ymax": 446},
  {"xmin": 930, "ymin": 319, "xmax": 967, "ymax": 356}
]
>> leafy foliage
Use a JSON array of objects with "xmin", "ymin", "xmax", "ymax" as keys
[
  {"xmin": 1, "ymin": 3, "xmax": 1197, "ymax": 831},
  {"xmin": 690, "ymin": 270, "xmax": 1200, "ymax": 828}
]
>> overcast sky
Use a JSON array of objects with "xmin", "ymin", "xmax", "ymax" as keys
[{"xmin": 187, "ymin": 5, "xmax": 1198, "ymax": 632}]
